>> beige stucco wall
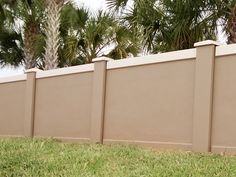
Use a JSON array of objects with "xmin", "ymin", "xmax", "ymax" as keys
[
  {"xmin": 0, "ymin": 81, "xmax": 26, "ymax": 136},
  {"xmin": 1, "ymin": 42, "xmax": 236, "ymax": 154},
  {"xmin": 212, "ymin": 54, "xmax": 236, "ymax": 153},
  {"xmin": 103, "ymin": 59, "xmax": 195, "ymax": 149},
  {"xmin": 34, "ymin": 72, "xmax": 93, "ymax": 141}
]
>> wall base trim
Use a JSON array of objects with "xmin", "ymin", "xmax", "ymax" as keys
[
  {"xmin": 103, "ymin": 139, "xmax": 192, "ymax": 150},
  {"xmin": 34, "ymin": 136, "xmax": 90, "ymax": 143},
  {"xmin": 211, "ymin": 145, "xmax": 236, "ymax": 154},
  {"xmin": 0, "ymin": 135, "xmax": 24, "ymax": 138}
]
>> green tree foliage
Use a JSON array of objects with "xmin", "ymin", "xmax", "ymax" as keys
[
  {"xmin": 107, "ymin": 0, "xmax": 236, "ymax": 52},
  {"xmin": 1, "ymin": 0, "xmax": 236, "ymax": 69},
  {"xmin": 0, "ymin": 0, "xmax": 24, "ymax": 67}
]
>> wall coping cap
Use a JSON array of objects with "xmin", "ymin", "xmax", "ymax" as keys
[
  {"xmin": 194, "ymin": 40, "xmax": 220, "ymax": 47},
  {"xmin": 92, "ymin": 57, "xmax": 113, "ymax": 62},
  {"xmin": 25, "ymin": 68, "xmax": 42, "ymax": 73}
]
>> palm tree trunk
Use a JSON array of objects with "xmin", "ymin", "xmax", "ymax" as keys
[
  {"xmin": 23, "ymin": 18, "xmax": 40, "ymax": 69},
  {"xmin": 227, "ymin": 4, "xmax": 236, "ymax": 44},
  {"xmin": 43, "ymin": 0, "xmax": 63, "ymax": 70}
]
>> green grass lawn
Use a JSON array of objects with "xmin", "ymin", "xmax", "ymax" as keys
[{"xmin": 0, "ymin": 138, "xmax": 236, "ymax": 177}]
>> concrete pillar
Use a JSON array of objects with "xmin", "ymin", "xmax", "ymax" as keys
[
  {"xmin": 192, "ymin": 40, "xmax": 219, "ymax": 152},
  {"xmin": 91, "ymin": 57, "xmax": 113, "ymax": 143},
  {"xmin": 24, "ymin": 68, "xmax": 41, "ymax": 137}
]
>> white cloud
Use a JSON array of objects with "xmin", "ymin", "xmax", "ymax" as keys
[{"xmin": 73, "ymin": 0, "xmax": 107, "ymax": 11}]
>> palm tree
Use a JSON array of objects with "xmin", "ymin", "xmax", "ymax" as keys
[
  {"xmin": 59, "ymin": 6, "xmax": 141, "ymax": 66},
  {"xmin": 158, "ymin": 0, "xmax": 217, "ymax": 51},
  {"xmin": 0, "ymin": 0, "xmax": 45, "ymax": 69},
  {"xmin": 106, "ymin": 0, "xmax": 218, "ymax": 53}
]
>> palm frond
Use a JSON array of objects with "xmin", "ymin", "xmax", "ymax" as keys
[{"xmin": 106, "ymin": 0, "xmax": 129, "ymax": 11}]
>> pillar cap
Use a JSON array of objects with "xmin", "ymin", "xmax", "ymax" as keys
[
  {"xmin": 25, "ymin": 68, "xmax": 42, "ymax": 73},
  {"xmin": 194, "ymin": 40, "xmax": 220, "ymax": 47},
  {"xmin": 92, "ymin": 57, "xmax": 113, "ymax": 62}
]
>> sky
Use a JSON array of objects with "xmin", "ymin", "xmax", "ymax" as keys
[{"xmin": 0, "ymin": 0, "xmax": 227, "ymax": 78}]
